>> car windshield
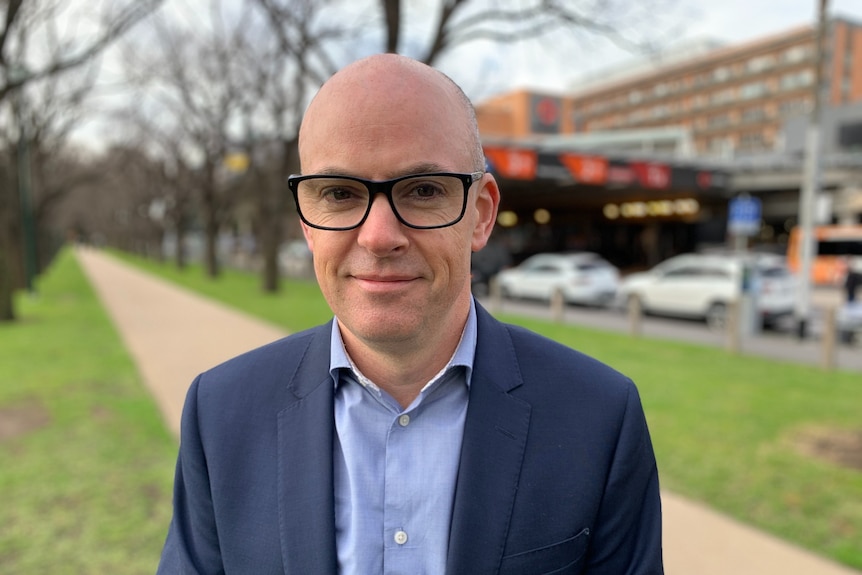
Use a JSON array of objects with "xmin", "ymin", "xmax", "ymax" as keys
[
  {"xmin": 575, "ymin": 262, "xmax": 605, "ymax": 271},
  {"xmin": 759, "ymin": 266, "xmax": 791, "ymax": 278}
]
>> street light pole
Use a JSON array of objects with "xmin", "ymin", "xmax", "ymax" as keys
[{"xmin": 795, "ymin": 0, "xmax": 829, "ymax": 339}]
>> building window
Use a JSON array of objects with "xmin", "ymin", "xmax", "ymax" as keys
[
  {"xmin": 780, "ymin": 70, "xmax": 814, "ymax": 90},
  {"xmin": 747, "ymin": 54, "xmax": 775, "ymax": 73},
  {"xmin": 629, "ymin": 90, "xmax": 643, "ymax": 104},
  {"xmin": 652, "ymin": 104, "xmax": 670, "ymax": 118},
  {"xmin": 708, "ymin": 114, "xmax": 730, "ymax": 128},
  {"xmin": 739, "ymin": 132, "xmax": 767, "ymax": 150},
  {"xmin": 741, "ymin": 107, "xmax": 766, "ymax": 123},
  {"xmin": 779, "ymin": 98, "xmax": 810, "ymax": 116},
  {"xmin": 783, "ymin": 45, "xmax": 810, "ymax": 63},
  {"xmin": 713, "ymin": 66, "xmax": 731, "ymax": 82},
  {"xmin": 740, "ymin": 81, "xmax": 767, "ymax": 99},
  {"xmin": 711, "ymin": 88, "xmax": 735, "ymax": 105}
]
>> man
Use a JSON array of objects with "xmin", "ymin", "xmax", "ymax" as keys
[{"xmin": 157, "ymin": 54, "xmax": 663, "ymax": 574}]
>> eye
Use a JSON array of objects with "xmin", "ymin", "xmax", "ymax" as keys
[
  {"xmin": 401, "ymin": 178, "xmax": 449, "ymax": 200},
  {"xmin": 318, "ymin": 181, "xmax": 365, "ymax": 203},
  {"xmin": 324, "ymin": 186, "xmax": 356, "ymax": 201}
]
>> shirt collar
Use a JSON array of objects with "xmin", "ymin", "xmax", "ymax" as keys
[{"xmin": 329, "ymin": 298, "xmax": 477, "ymax": 391}]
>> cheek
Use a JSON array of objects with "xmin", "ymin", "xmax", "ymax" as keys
[
  {"xmin": 306, "ymin": 231, "xmax": 347, "ymax": 279},
  {"xmin": 427, "ymin": 230, "xmax": 473, "ymax": 279}
]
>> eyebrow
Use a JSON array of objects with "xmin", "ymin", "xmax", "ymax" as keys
[{"xmin": 311, "ymin": 163, "xmax": 450, "ymax": 179}]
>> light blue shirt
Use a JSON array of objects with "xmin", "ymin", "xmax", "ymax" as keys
[{"xmin": 330, "ymin": 301, "xmax": 477, "ymax": 575}]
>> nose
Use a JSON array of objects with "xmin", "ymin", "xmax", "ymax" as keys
[{"xmin": 356, "ymin": 193, "xmax": 408, "ymax": 255}]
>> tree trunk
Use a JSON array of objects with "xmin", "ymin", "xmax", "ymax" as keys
[
  {"xmin": 203, "ymin": 199, "xmax": 219, "ymax": 278},
  {"xmin": 201, "ymin": 164, "xmax": 220, "ymax": 279},
  {"xmin": 0, "ymin": 242, "xmax": 15, "ymax": 322},
  {"xmin": 260, "ymin": 208, "xmax": 280, "ymax": 293}
]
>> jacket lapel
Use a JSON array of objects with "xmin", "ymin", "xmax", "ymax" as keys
[
  {"xmin": 447, "ymin": 306, "xmax": 531, "ymax": 574},
  {"xmin": 277, "ymin": 325, "xmax": 338, "ymax": 575}
]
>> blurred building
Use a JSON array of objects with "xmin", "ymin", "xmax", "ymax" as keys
[
  {"xmin": 474, "ymin": 16, "xmax": 862, "ymax": 268},
  {"xmin": 478, "ymin": 17, "xmax": 862, "ymax": 157}
]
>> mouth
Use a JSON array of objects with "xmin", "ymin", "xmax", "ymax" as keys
[{"xmin": 352, "ymin": 274, "xmax": 418, "ymax": 292}]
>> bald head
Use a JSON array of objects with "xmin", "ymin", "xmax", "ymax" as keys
[{"xmin": 298, "ymin": 54, "xmax": 484, "ymax": 175}]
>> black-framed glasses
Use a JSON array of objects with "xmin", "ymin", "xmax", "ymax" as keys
[{"xmin": 287, "ymin": 171, "xmax": 483, "ymax": 231}]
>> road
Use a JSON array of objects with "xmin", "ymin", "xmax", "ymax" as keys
[{"xmin": 477, "ymin": 287, "xmax": 862, "ymax": 373}]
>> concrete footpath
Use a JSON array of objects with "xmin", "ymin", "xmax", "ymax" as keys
[{"xmin": 75, "ymin": 248, "xmax": 861, "ymax": 575}]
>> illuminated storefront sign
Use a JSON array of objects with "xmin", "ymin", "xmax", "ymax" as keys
[{"xmin": 603, "ymin": 199, "xmax": 700, "ymax": 220}]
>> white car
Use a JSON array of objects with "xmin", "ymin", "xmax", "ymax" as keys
[
  {"xmin": 617, "ymin": 253, "xmax": 797, "ymax": 330},
  {"xmin": 837, "ymin": 302, "xmax": 862, "ymax": 344},
  {"xmin": 495, "ymin": 252, "xmax": 620, "ymax": 307}
]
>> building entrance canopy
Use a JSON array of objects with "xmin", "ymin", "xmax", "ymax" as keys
[{"xmin": 483, "ymin": 143, "xmax": 731, "ymax": 212}]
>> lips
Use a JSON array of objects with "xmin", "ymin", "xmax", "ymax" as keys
[
  {"xmin": 354, "ymin": 274, "xmax": 415, "ymax": 282},
  {"xmin": 351, "ymin": 272, "xmax": 419, "ymax": 293}
]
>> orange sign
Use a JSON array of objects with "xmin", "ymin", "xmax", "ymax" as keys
[
  {"xmin": 559, "ymin": 153, "xmax": 608, "ymax": 185},
  {"xmin": 631, "ymin": 162, "xmax": 671, "ymax": 190},
  {"xmin": 483, "ymin": 146, "xmax": 538, "ymax": 180}
]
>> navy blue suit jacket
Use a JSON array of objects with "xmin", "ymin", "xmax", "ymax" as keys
[{"xmin": 157, "ymin": 304, "xmax": 663, "ymax": 574}]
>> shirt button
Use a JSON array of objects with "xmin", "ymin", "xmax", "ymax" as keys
[
  {"xmin": 394, "ymin": 530, "xmax": 408, "ymax": 545},
  {"xmin": 398, "ymin": 414, "xmax": 410, "ymax": 427}
]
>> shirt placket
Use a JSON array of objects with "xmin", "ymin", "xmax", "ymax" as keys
[{"xmin": 383, "ymin": 408, "xmax": 419, "ymax": 574}]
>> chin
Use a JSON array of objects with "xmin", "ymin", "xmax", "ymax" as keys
[{"xmin": 347, "ymin": 310, "xmax": 423, "ymax": 343}]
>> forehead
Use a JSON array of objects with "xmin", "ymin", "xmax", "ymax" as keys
[{"xmin": 299, "ymin": 63, "xmax": 472, "ymax": 176}]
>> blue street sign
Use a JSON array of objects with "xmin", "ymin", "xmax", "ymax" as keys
[{"xmin": 728, "ymin": 195, "xmax": 762, "ymax": 236}]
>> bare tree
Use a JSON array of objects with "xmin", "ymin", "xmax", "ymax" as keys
[
  {"xmin": 118, "ymin": 1, "xmax": 271, "ymax": 279},
  {"xmin": 238, "ymin": 0, "xmax": 350, "ymax": 292},
  {"xmin": 49, "ymin": 145, "xmax": 170, "ymax": 258},
  {"xmin": 377, "ymin": 0, "xmax": 680, "ymax": 66},
  {"xmin": 0, "ymin": 0, "xmax": 163, "ymax": 321}
]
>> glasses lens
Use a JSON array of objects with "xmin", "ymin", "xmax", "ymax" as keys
[
  {"xmin": 295, "ymin": 177, "xmax": 370, "ymax": 230},
  {"xmin": 391, "ymin": 175, "xmax": 465, "ymax": 228},
  {"xmin": 295, "ymin": 174, "xmax": 466, "ymax": 229}
]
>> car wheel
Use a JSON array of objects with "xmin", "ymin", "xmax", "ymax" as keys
[{"xmin": 706, "ymin": 302, "xmax": 727, "ymax": 331}]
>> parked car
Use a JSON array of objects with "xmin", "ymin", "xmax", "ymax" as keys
[
  {"xmin": 278, "ymin": 240, "xmax": 313, "ymax": 277},
  {"xmin": 495, "ymin": 252, "xmax": 620, "ymax": 307},
  {"xmin": 837, "ymin": 301, "xmax": 862, "ymax": 344},
  {"xmin": 617, "ymin": 253, "xmax": 797, "ymax": 330}
]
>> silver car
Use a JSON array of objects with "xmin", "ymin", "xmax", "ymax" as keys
[{"xmin": 495, "ymin": 252, "xmax": 620, "ymax": 307}]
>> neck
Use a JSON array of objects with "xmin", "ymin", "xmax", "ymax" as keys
[{"xmin": 339, "ymin": 308, "xmax": 468, "ymax": 409}]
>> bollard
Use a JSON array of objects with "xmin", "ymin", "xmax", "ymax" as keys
[
  {"xmin": 726, "ymin": 299, "xmax": 741, "ymax": 354},
  {"xmin": 488, "ymin": 276, "xmax": 502, "ymax": 314},
  {"xmin": 550, "ymin": 287, "xmax": 565, "ymax": 323},
  {"xmin": 821, "ymin": 306, "xmax": 837, "ymax": 371},
  {"xmin": 627, "ymin": 294, "xmax": 642, "ymax": 338}
]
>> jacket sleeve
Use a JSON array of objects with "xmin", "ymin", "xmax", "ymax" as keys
[
  {"xmin": 585, "ymin": 383, "xmax": 664, "ymax": 575},
  {"xmin": 157, "ymin": 376, "xmax": 225, "ymax": 575}
]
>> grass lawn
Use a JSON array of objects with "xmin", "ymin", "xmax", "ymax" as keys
[
  {"xmin": 0, "ymin": 250, "xmax": 177, "ymax": 574},
  {"xmin": 116, "ymin": 251, "xmax": 862, "ymax": 570}
]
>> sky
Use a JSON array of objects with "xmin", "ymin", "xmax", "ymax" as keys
[
  {"xmin": 447, "ymin": 0, "xmax": 862, "ymax": 100},
  {"xmin": 67, "ymin": 0, "xmax": 862, "ymax": 151}
]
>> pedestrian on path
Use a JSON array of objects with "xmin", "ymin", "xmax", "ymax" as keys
[{"xmin": 157, "ymin": 54, "xmax": 663, "ymax": 574}]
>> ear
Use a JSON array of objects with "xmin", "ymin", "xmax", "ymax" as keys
[{"xmin": 470, "ymin": 174, "xmax": 500, "ymax": 252}]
